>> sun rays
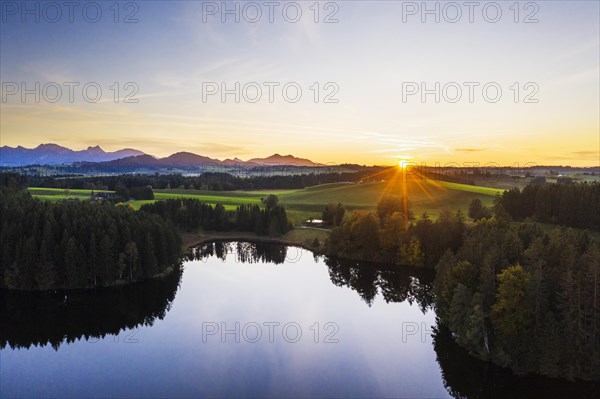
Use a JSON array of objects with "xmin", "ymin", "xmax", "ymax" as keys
[{"xmin": 354, "ymin": 162, "xmax": 459, "ymax": 227}]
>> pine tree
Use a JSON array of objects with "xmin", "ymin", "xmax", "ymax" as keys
[
  {"xmin": 124, "ymin": 242, "xmax": 139, "ymax": 281},
  {"xmin": 142, "ymin": 233, "xmax": 158, "ymax": 277},
  {"xmin": 89, "ymin": 233, "xmax": 98, "ymax": 287}
]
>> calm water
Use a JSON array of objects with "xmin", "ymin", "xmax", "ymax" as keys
[{"xmin": 1, "ymin": 242, "xmax": 598, "ymax": 398}]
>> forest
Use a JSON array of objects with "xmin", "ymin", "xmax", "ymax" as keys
[
  {"xmin": 140, "ymin": 195, "xmax": 291, "ymax": 236},
  {"xmin": 499, "ymin": 182, "xmax": 600, "ymax": 230},
  {"xmin": 325, "ymin": 196, "xmax": 465, "ymax": 268},
  {"xmin": 0, "ymin": 175, "xmax": 292, "ymax": 291},
  {"xmin": 435, "ymin": 219, "xmax": 600, "ymax": 381},
  {"xmin": 0, "ymin": 187, "xmax": 181, "ymax": 290},
  {"xmin": 325, "ymin": 195, "xmax": 600, "ymax": 380}
]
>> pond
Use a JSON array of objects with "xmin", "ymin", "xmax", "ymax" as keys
[{"xmin": 1, "ymin": 242, "xmax": 598, "ymax": 398}]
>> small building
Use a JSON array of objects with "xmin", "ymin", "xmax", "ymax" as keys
[{"xmin": 92, "ymin": 192, "xmax": 116, "ymax": 201}]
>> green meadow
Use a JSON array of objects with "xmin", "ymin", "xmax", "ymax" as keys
[
  {"xmin": 277, "ymin": 180, "xmax": 501, "ymax": 223},
  {"xmin": 28, "ymin": 179, "xmax": 503, "ymax": 224},
  {"xmin": 27, "ymin": 187, "xmax": 112, "ymax": 201}
]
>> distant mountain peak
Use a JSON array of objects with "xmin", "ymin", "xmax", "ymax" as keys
[
  {"xmin": 248, "ymin": 153, "xmax": 320, "ymax": 167},
  {"xmin": 168, "ymin": 151, "xmax": 198, "ymax": 157},
  {"xmin": 36, "ymin": 143, "xmax": 67, "ymax": 150},
  {"xmin": 0, "ymin": 143, "xmax": 147, "ymax": 166},
  {"xmin": 85, "ymin": 145, "xmax": 106, "ymax": 154}
]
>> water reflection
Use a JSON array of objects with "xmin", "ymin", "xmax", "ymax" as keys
[
  {"xmin": 0, "ymin": 269, "xmax": 182, "ymax": 350},
  {"xmin": 325, "ymin": 257, "xmax": 434, "ymax": 310},
  {"xmin": 191, "ymin": 242, "xmax": 435, "ymax": 310},
  {"xmin": 190, "ymin": 241, "xmax": 291, "ymax": 264},
  {"xmin": 433, "ymin": 325, "xmax": 600, "ymax": 399},
  {"xmin": 2, "ymin": 242, "xmax": 598, "ymax": 398},
  {"xmin": 191, "ymin": 242, "xmax": 600, "ymax": 398}
]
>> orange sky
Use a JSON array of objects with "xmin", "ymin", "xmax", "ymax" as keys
[{"xmin": 1, "ymin": 2, "xmax": 599, "ymax": 167}]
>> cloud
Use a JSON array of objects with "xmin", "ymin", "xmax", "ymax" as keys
[
  {"xmin": 455, "ymin": 148, "xmax": 486, "ymax": 153},
  {"xmin": 542, "ymin": 151, "xmax": 600, "ymax": 162}
]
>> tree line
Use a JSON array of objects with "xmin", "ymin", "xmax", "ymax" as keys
[
  {"xmin": 139, "ymin": 195, "xmax": 291, "ymax": 236},
  {"xmin": 0, "ymin": 187, "xmax": 181, "ymax": 290},
  {"xmin": 499, "ymin": 182, "xmax": 600, "ymax": 230},
  {"xmin": 25, "ymin": 170, "xmax": 373, "ymax": 192},
  {"xmin": 325, "ymin": 195, "xmax": 465, "ymax": 268},
  {"xmin": 114, "ymin": 184, "xmax": 154, "ymax": 201}
]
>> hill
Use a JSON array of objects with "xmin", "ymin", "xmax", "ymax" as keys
[
  {"xmin": 29, "ymin": 175, "xmax": 502, "ymax": 224},
  {"xmin": 162, "ymin": 152, "xmax": 222, "ymax": 167},
  {"xmin": 278, "ymin": 179, "xmax": 500, "ymax": 221},
  {"xmin": 247, "ymin": 153, "xmax": 321, "ymax": 167}
]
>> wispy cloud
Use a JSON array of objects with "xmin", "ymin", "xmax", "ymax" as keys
[{"xmin": 571, "ymin": 150, "xmax": 599, "ymax": 156}]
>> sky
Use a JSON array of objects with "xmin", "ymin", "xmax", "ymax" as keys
[{"xmin": 0, "ymin": 0, "xmax": 599, "ymax": 166}]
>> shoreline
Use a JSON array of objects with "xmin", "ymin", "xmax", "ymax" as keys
[
  {"xmin": 181, "ymin": 228, "xmax": 328, "ymax": 255},
  {"xmin": 0, "ymin": 265, "xmax": 180, "ymax": 292},
  {"xmin": 0, "ymin": 228, "xmax": 329, "ymax": 292}
]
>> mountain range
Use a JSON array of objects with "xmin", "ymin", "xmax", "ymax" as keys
[
  {"xmin": 0, "ymin": 144, "xmax": 145, "ymax": 166},
  {"xmin": 0, "ymin": 144, "xmax": 321, "ymax": 168}
]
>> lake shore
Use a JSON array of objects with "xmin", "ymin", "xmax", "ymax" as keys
[{"xmin": 181, "ymin": 227, "xmax": 331, "ymax": 255}]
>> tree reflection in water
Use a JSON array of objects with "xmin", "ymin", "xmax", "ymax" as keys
[
  {"xmin": 5, "ymin": 242, "xmax": 598, "ymax": 398},
  {"xmin": 0, "ymin": 269, "xmax": 182, "ymax": 350},
  {"xmin": 192, "ymin": 241, "xmax": 435, "ymax": 310},
  {"xmin": 190, "ymin": 241, "xmax": 290, "ymax": 265},
  {"xmin": 191, "ymin": 242, "xmax": 600, "ymax": 398},
  {"xmin": 325, "ymin": 256, "xmax": 434, "ymax": 311}
]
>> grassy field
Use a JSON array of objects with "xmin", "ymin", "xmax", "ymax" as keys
[
  {"xmin": 27, "ymin": 187, "xmax": 111, "ymax": 201},
  {"xmin": 277, "ymin": 180, "xmax": 501, "ymax": 222},
  {"xmin": 436, "ymin": 181, "xmax": 503, "ymax": 196},
  {"xmin": 29, "ymin": 178, "xmax": 502, "ymax": 224},
  {"xmin": 282, "ymin": 228, "xmax": 330, "ymax": 244}
]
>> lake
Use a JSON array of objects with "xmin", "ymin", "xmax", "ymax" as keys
[{"xmin": 1, "ymin": 242, "xmax": 598, "ymax": 398}]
